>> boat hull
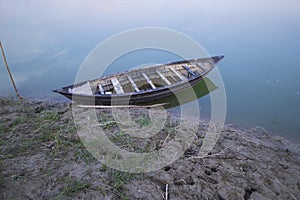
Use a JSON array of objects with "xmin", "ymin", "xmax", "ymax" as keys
[
  {"xmin": 54, "ymin": 55, "xmax": 224, "ymax": 105},
  {"xmin": 59, "ymin": 75, "xmax": 205, "ymax": 105}
]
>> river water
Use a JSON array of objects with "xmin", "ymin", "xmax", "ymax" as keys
[{"xmin": 1, "ymin": 48, "xmax": 299, "ymax": 142}]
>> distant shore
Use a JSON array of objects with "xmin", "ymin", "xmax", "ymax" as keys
[{"xmin": 0, "ymin": 97, "xmax": 299, "ymax": 199}]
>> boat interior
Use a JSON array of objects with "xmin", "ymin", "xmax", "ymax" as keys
[{"xmin": 69, "ymin": 57, "xmax": 216, "ymax": 95}]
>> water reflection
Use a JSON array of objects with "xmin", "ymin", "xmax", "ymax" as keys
[{"xmin": 139, "ymin": 77, "xmax": 217, "ymax": 109}]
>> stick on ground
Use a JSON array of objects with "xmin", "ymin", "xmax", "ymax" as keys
[{"xmin": 0, "ymin": 41, "xmax": 22, "ymax": 102}]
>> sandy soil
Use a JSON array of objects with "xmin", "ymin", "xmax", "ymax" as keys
[{"xmin": 0, "ymin": 97, "xmax": 299, "ymax": 200}]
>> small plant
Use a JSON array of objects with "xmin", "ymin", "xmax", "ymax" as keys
[
  {"xmin": 10, "ymin": 117, "xmax": 24, "ymax": 127},
  {"xmin": 0, "ymin": 124, "xmax": 6, "ymax": 134},
  {"xmin": 0, "ymin": 170, "xmax": 3, "ymax": 188},
  {"xmin": 41, "ymin": 131, "xmax": 54, "ymax": 142},
  {"xmin": 63, "ymin": 180, "xmax": 91, "ymax": 195},
  {"xmin": 99, "ymin": 163, "xmax": 108, "ymax": 172},
  {"xmin": 112, "ymin": 131, "xmax": 126, "ymax": 143},
  {"xmin": 55, "ymin": 179, "xmax": 91, "ymax": 199},
  {"xmin": 102, "ymin": 121, "xmax": 117, "ymax": 129},
  {"xmin": 43, "ymin": 111, "xmax": 59, "ymax": 121},
  {"xmin": 110, "ymin": 170, "xmax": 134, "ymax": 199},
  {"xmin": 135, "ymin": 115, "xmax": 150, "ymax": 127}
]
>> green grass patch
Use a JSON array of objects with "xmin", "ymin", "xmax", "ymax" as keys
[
  {"xmin": 41, "ymin": 131, "xmax": 54, "ymax": 142},
  {"xmin": 99, "ymin": 163, "xmax": 108, "ymax": 172},
  {"xmin": 11, "ymin": 117, "xmax": 24, "ymax": 127},
  {"xmin": 43, "ymin": 111, "xmax": 59, "ymax": 121},
  {"xmin": 63, "ymin": 180, "xmax": 91, "ymax": 195},
  {"xmin": 0, "ymin": 124, "xmax": 7, "ymax": 134},
  {"xmin": 135, "ymin": 115, "xmax": 151, "ymax": 127},
  {"xmin": 55, "ymin": 179, "xmax": 91, "ymax": 199},
  {"xmin": 112, "ymin": 131, "xmax": 126, "ymax": 143},
  {"xmin": 110, "ymin": 170, "xmax": 134, "ymax": 200},
  {"xmin": 0, "ymin": 174, "xmax": 3, "ymax": 189}
]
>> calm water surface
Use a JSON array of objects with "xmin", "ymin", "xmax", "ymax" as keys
[{"xmin": 1, "ymin": 49, "xmax": 299, "ymax": 142}]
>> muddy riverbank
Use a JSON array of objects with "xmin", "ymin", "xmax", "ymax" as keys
[{"xmin": 0, "ymin": 97, "xmax": 299, "ymax": 199}]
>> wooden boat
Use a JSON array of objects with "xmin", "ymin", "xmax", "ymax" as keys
[{"xmin": 53, "ymin": 55, "xmax": 224, "ymax": 105}]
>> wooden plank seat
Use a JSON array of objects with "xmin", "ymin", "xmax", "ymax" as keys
[
  {"xmin": 98, "ymin": 83, "xmax": 105, "ymax": 94},
  {"xmin": 127, "ymin": 75, "xmax": 140, "ymax": 92},
  {"xmin": 167, "ymin": 66, "xmax": 186, "ymax": 81},
  {"xmin": 156, "ymin": 70, "xmax": 171, "ymax": 85},
  {"xmin": 142, "ymin": 72, "xmax": 156, "ymax": 89},
  {"xmin": 195, "ymin": 63, "xmax": 205, "ymax": 73},
  {"xmin": 111, "ymin": 77, "xmax": 125, "ymax": 94}
]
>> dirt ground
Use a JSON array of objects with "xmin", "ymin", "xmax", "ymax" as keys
[{"xmin": 0, "ymin": 97, "xmax": 299, "ymax": 200}]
